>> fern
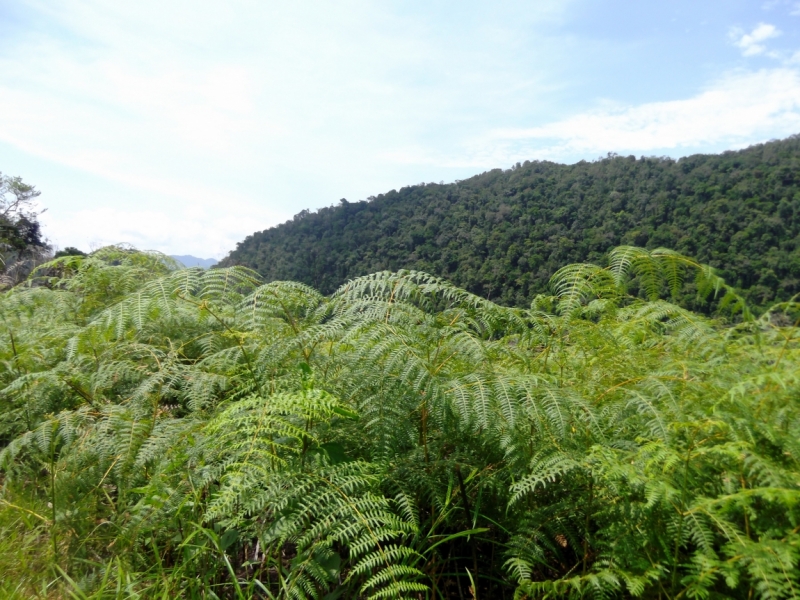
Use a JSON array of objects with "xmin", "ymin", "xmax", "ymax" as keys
[{"xmin": 1, "ymin": 245, "xmax": 799, "ymax": 598}]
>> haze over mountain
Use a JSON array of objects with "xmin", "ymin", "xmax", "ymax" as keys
[
  {"xmin": 221, "ymin": 135, "xmax": 800, "ymax": 307},
  {"xmin": 170, "ymin": 255, "xmax": 218, "ymax": 269}
]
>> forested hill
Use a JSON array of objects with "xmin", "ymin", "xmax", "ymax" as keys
[{"xmin": 222, "ymin": 135, "xmax": 800, "ymax": 306}]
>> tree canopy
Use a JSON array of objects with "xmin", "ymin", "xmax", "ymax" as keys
[
  {"xmin": 0, "ymin": 172, "xmax": 50, "ymax": 288},
  {"xmin": 222, "ymin": 135, "xmax": 800, "ymax": 308}
]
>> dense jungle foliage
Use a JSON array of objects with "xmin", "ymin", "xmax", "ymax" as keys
[
  {"xmin": 222, "ymin": 135, "xmax": 800, "ymax": 307},
  {"xmin": 1, "ymin": 245, "xmax": 799, "ymax": 599}
]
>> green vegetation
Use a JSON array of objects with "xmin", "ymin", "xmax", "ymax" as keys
[
  {"xmin": 53, "ymin": 247, "xmax": 87, "ymax": 259},
  {"xmin": 1, "ymin": 244, "xmax": 799, "ymax": 598},
  {"xmin": 1, "ymin": 173, "xmax": 50, "ymax": 289},
  {"xmin": 222, "ymin": 135, "xmax": 800, "ymax": 308}
]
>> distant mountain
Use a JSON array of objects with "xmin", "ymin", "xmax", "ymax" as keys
[
  {"xmin": 170, "ymin": 255, "xmax": 218, "ymax": 269},
  {"xmin": 221, "ymin": 135, "xmax": 800, "ymax": 307}
]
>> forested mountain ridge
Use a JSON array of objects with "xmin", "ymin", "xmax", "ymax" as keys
[{"xmin": 222, "ymin": 135, "xmax": 800, "ymax": 306}]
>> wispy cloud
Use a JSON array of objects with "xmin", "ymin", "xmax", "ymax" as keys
[
  {"xmin": 487, "ymin": 69, "xmax": 800, "ymax": 162},
  {"xmin": 0, "ymin": 0, "xmax": 575, "ymax": 255},
  {"xmin": 761, "ymin": 0, "xmax": 800, "ymax": 15},
  {"xmin": 729, "ymin": 22, "xmax": 781, "ymax": 56},
  {"xmin": 2, "ymin": 1, "xmax": 799, "ymax": 256},
  {"xmin": 40, "ymin": 204, "xmax": 292, "ymax": 258}
]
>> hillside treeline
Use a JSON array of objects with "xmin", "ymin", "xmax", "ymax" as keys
[
  {"xmin": 1, "ymin": 246, "xmax": 799, "ymax": 598},
  {"xmin": 222, "ymin": 135, "xmax": 800, "ymax": 307}
]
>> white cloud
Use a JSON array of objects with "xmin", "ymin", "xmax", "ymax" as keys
[
  {"xmin": 487, "ymin": 69, "xmax": 800, "ymax": 162},
  {"xmin": 730, "ymin": 23, "xmax": 781, "ymax": 56},
  {"xmin": 40, "ymin": 203, "xmax": 291, "ymax": 259}
]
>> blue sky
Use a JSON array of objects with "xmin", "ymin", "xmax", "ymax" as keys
[{"xmin": 1, "ymin": 0, "xmax": 799, "ymax": 258}]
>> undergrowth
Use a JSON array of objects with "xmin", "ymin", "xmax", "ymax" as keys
[{"xmin": 0, "ymin": 245, "xmax": 798, "ymax": 599}]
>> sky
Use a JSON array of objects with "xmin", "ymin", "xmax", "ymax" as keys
[{"xmin": 1, "ymin": 0, "xmax": 799, "ymax": 258}]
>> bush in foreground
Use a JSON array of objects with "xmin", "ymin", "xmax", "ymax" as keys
[{"xmin": 0, "ymin": 245, "xmax": 798, "ymax": 599}]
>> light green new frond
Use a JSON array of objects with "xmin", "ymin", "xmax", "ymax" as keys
[
  {"xmin": 0, "ymin": 405, "xmax": 94, "ymax": 469},
  {"xmin": 193, "ymin": 264, "xmax": 261, "ymax": 297},
  {"xmin": 240, "ymin": 281, "xmax": 324, "ymax": 329},
  {"xmin": 551, "ymin": 263, "xmax": 616, "ymax": 315},
  {"xmin": 510, "ymin": 451, "xmax": 582, "ymax": 505},
  {"xmin": 609, "ymin": 245, "xmax": 649, "ymax": 288},
  {"xmin": 202, "ymin": 389, "xmax": 350, "ymax": 522},
  {"xmin": 359, "ymin": 564, "xmax": 428, "ymax": 598},
  {"xmin": 650, "ymin": 247, "xmax": 689, "ymax": 298}
]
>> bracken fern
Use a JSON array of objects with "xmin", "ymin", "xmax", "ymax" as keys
[{"xmin": 0, "ymin": 245, "xmax": 798, "ymax": 598}]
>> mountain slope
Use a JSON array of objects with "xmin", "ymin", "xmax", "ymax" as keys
[{"xmin": 221, "ymin": 135, "xmax": 800, "ymax": 306}]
